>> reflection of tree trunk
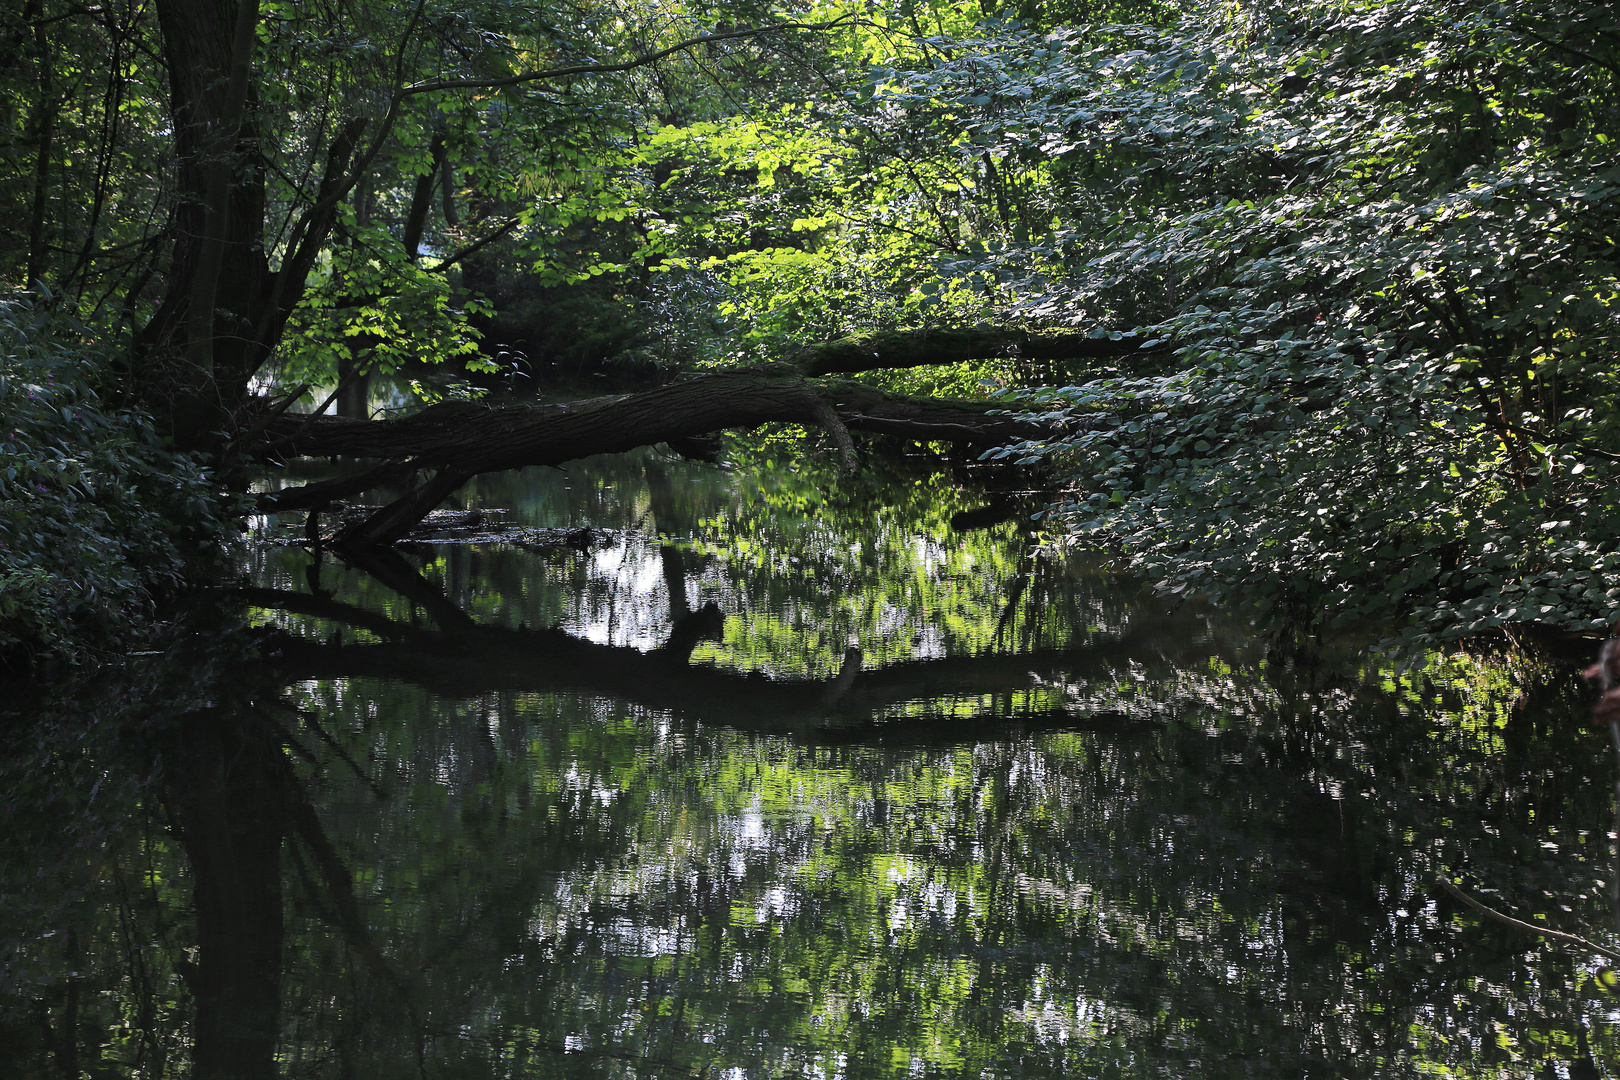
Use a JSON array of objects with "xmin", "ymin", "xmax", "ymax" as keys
[
  {"xmin": 645, "ymin": 460, "xmax": 691, "ymax": 622},
  {"xmin": 819, "ymin": 645, "xmax": 863, "ymax": 708},
  {"xmin": 169, "ymin": 708, "xmax": 287, "ymax": 1080},
  {"xmin": 950, "ymin": 496, "xmax": 1020, "ymax": 533},
  {"xmin": 341, "ymin": 547, "xmax": 478, "ymax": 632},
  {"xmin": 248, "ymin": 584, "xmax": 1215, "ymax": 735},
  {"xmin": 247, "ymin": 549, "xmax": 1227, "ymax": 735},
  {"xmin": 660, "ymin": 545, "xmax": 691, "ymax": 622},
  {"xmin": 33, "ymin": 929, "xmax": 81, "ymax": 1078},
  {"xmin": 659, "ymin": 602, "xmax": 725, "ymax": 662}
]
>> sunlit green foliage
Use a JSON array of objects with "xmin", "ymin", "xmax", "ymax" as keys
[
  {"xmin": 540, "ymin": 0, "xmax": 1620, "ymax": 640},
  {"xmin": 275, "ymin": 223, "xmax": 493, "ymax": 386},
  {"xmin": 851, "ymin": 0, "xmax": 1620, "ymax": 641},
  {"xmin": 14, "ymin": 0, "xmax": 1617, "ymax": 642}
]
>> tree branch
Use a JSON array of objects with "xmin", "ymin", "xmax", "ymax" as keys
[
  {"xmin": 303, "ymin": 16, "xmax": 861, "ymax": 255},
  {"xmin": 1510, "ymin": 23, "xmax": 1620, "ymax": 77},
  {"xmin": 396, "ymin": 17, "xmax": 859, "ymax": 98},
  {"xmin": 1433, "ymin": 875, "xmax": 1620, "ymax": 963},
  {"xmin": 251, "ymin": 371, "xmax": 1056, "ymax": 542},
  {"xmin": 786, "ymin": 327, "xmax": 1171, "ymax": 377},
  {"xmin": 428, "ymin": 216, "xmax": 520, "ymax": 273}
]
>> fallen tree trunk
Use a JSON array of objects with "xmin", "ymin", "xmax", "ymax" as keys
[
  {"xmin": 256, "ymin": 372, "xmax": 1043, "ymax": 465},
  {"xmin": 253, "ymin": 370, "xmax": 1058, "ymax": 547},
  {"xmin": 245, "ymin": 323, "xmax": 1146, "ymax": 548}
]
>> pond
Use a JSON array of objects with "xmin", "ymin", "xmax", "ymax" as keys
[{"xmin": 2, "ymin": 442, "xmax": 1617, "ymax": 1079}]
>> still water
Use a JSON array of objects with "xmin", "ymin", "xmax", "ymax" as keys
[{"xmin": 2, "ymin": 445, "xmax": 1617, "ymax": 1078}]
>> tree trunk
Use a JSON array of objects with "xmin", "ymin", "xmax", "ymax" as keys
[
  {"xmin": 401, "ymin": 133, "xmax": 447, "ymax": 260},
  {"xmin": 140, "ymin": 0, "xmax": 367, "ymax": 448},
  {"xmin": 140, "ymin": 0, "xmax": 271, "ymax": 441},
  {"xmin": 254, "ymin": 371, "xmax": 1060, "ymax": 546},
  {"xmin": 23, "ymin": 0, "xmax": 53, "ymax": 288}
]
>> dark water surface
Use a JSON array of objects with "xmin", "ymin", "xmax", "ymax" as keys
[{"xmin": 3, "ymin": 447, "xmax": 1618, "ymax": 1078}]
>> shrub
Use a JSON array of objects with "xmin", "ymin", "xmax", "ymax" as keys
[{"xmin": 0, "ymin": 297, "xmax": 227, "ymax": 662}]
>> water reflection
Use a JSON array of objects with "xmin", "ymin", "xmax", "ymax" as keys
[{"xmin": 2, "ymin": 448, "xmax": 1618, "ymax": 1078}]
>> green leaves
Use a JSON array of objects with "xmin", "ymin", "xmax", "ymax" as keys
[
  {"xmin": 277, "ymin": 221, "xmax": 486, "ymax": 391},
  {"xmin": 0, "ymin": 299, "xmax": 226, "ymax": 660},
  {"xmin": 835, "ymin": 0, "xmax": 1620, "ymax": 644}
]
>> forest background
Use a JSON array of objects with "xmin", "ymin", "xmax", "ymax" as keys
[{"xmin": 1, "ymin": 0, "xmax": 1617, "ymax": 662}]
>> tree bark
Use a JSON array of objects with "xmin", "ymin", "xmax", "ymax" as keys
[
  {"xmin": 401, "ymin": 133, "xmax": 447, "ymax": 260},
  {"xmin": 139, "ymin": 0, "xmax": 272, "ymax": 440},
  {"xmin": 139, "ymin": 0, "xmax": 371, "ymax": 446},
  {"xmin": 23, "ymin": 0, "xmax": 53, "ymax": 288}
]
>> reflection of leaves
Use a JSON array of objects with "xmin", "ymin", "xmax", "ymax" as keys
[
  {"xmin": 14, "ymin": 459, "xmax": 1620, "ymax": 1078},
  {"xmin": 255, "ymin": 640, "xmax": 1613, "ymax": 1078},
  {"xmin": 253, "ymin": 443, "xmax": 1127, "ymax": 676}
]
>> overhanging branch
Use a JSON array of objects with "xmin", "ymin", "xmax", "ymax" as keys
[{"xmin": 398, "ymin": 17, "xmax": 860, "ymax": 98}]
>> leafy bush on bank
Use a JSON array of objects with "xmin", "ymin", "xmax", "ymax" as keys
[
  {"xmin": 934, "ymin": 1, "xmax": 1620, "ymax": 644},
  {"xmin": 0, "ymin": 298, "xmax": 226, "ymax": 662}
]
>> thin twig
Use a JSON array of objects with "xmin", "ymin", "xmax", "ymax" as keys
[{"xmin": 1510, "ymin": 23, "xmax": 1620, "ymax": 77}]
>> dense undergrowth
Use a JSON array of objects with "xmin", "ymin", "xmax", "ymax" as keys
[{"xmin": 0, "ymin": 299, "xmax": 229, "ymax": 665}]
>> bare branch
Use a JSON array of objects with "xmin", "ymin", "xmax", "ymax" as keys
[
  {"xmin": 397, "ymin": 17, "xmax": 859, "ymax": 99},
  {"xmin": 428, "ymin": 217, "xmax": 521, "ymax": 273}
]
